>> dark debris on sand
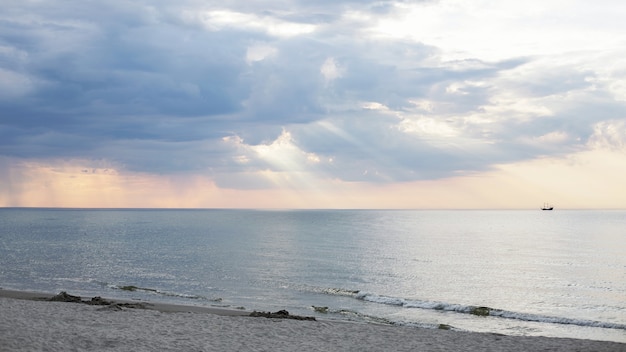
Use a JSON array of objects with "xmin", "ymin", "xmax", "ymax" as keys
[
  {"xmin": 45, "ymin": 291, "xmax": 148, "ymax": 310},
  {"xmin": 249, "ymin": 309, "xmax": 316, "ymax": 321},
  {"xmin": 46, "ymin": 292, "xmax": 315, "ymax": 320}
]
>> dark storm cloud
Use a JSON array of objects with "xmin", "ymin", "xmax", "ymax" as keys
[{"xmin": 1, "ymin": 0, "xmax": 624, "ymax": 186}]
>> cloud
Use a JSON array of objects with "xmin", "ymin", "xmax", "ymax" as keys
[
  {"xmin": 246, "ymin": 43, "xmax": 278, "ymax": 64},
  {"xmin": 1, "ymin": 0, "xmax": 625, "ymax": 196},
  {"xmin": 320, "ymin": 57, "xmax": 343, "ymax": 84}
]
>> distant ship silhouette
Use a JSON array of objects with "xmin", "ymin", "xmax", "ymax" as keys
[{"xmin": 541, "ymin": 202, "xmax": 554, "ymax": 210}]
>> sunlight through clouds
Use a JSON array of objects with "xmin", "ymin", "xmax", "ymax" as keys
[
  {"xmin": 1, "ymin": 0, "xmax": 626, "ymax": 208},
  {"xmin": 222, "ymin": 129, "xmax": 330, "ymax": 190}
]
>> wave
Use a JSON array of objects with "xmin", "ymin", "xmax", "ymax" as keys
[
  {"xmin": 311, "ymin": 305, "xmax": 454, "ymax": 330},
  {"xmin": 321, "ymin": 289, "xmax": 626, "ymax": 330},
  {"xmin": 313, "ymin": 306, "xmax": 394, "ymax": 325},
  {"xmin": 108, "ymin": 284, "xmax": 220, "ymax": 302},
  {"xmin": 320, "ymin": 287, "xmax": 360, "ymax": 297},
  {"xmin": 357, "ymin": 292, "xmax": 626, "ymax": 330},
  {"xmin": 313, "ymin": 306, "xmax": 460, "ymax": 330}
]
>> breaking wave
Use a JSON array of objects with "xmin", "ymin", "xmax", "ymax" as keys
[
  {"xmin": 321, "ymin": 289, "xmax": 626, "ymax": 331},
  {"xmin": 320, "ymin": 287, "xmax": 360, "ymax": 297}
]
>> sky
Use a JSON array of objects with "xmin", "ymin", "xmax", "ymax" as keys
[{"xmin": 1, "ymin": 0, "xmax": 626, "ymax": 209}]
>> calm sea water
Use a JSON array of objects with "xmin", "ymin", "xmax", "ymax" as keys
[{"xmin": 0, "ymin": 209, "xmax": 624, "ymax": 342}]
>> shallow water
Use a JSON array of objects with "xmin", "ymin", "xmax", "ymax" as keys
[{"xmin": 0, "ymin": 208, "xmax": 624, "ymax": 342}]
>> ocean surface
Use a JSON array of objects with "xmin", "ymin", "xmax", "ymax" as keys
[{"xmin": 0, "ymin": 208, "xmax": 624, "ymax": 343}]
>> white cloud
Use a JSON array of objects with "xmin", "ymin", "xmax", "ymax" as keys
[
  {"xmin": 368, "ymin": 0, "xmax": 626, "ymax": 61},
  {"xmin": 246, "ymin": 43, "xmax": 278, "ymax": 64},
  {"xmin": 320, "ymin": 57, "xmax": 343, "ymax": 84},
  {"xmin": 190, "ymin": 10, "xmax": 316, "ymax": 37},
  {"xmin": 397, "ymin": 116, "xmax": 459, "ymax": 138},
  {"xmin": 588, "ymin": 120, "xmax": 626, "ymax": 150},
  {"xmin": 534, "ymin": 131, "xmax": 570, "ymax": 144},
  {"xmin": 362, "ymin": 102, "xmax": 389, "ymax": 111}
]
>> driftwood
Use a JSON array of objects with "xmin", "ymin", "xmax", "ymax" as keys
[
  {"xmin": 47, "ymin": 291, "xmax": 81, "ymax": 303},
  {"xmin": 46, "ymin": 291, "xmax": 147, "ymax": 309},
  {"xmin": 249, "ymin": 309, "xmax": 316, "ymax": 321}
]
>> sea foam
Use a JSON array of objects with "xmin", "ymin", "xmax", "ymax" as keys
[{"xmin": 352, "ymin": 291, "xmax": 626, "ymax": 330}]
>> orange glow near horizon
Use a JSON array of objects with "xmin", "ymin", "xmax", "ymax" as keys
[{"xmin": 1, "ymin": 147, "xmax": 625, "ymax": 209}]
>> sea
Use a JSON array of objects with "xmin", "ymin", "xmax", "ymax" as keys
[{"xmin": 0, "ymin": 208, "xmax": 624, "ymax": 343}]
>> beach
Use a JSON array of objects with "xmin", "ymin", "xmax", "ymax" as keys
[{"xmin": 0, "ymin": 290, "xmax": 623, "ymax": 352}]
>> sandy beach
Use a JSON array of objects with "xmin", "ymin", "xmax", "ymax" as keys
[{"xmin": 0, "ymin": 290, "xmax": 623, "ymax": 352}]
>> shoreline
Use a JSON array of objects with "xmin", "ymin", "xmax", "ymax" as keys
[
  {"xmin": 0, "ymin": 288, "xmax": 252, "ymax": 316},
  {"xmin": 1, "ymin": 289, "xmax": 624, "ymax": 351}
]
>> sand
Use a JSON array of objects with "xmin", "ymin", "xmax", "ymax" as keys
[{"xmin": 0, "ymin": 290, "xmax": 623, "ymax": 352}]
